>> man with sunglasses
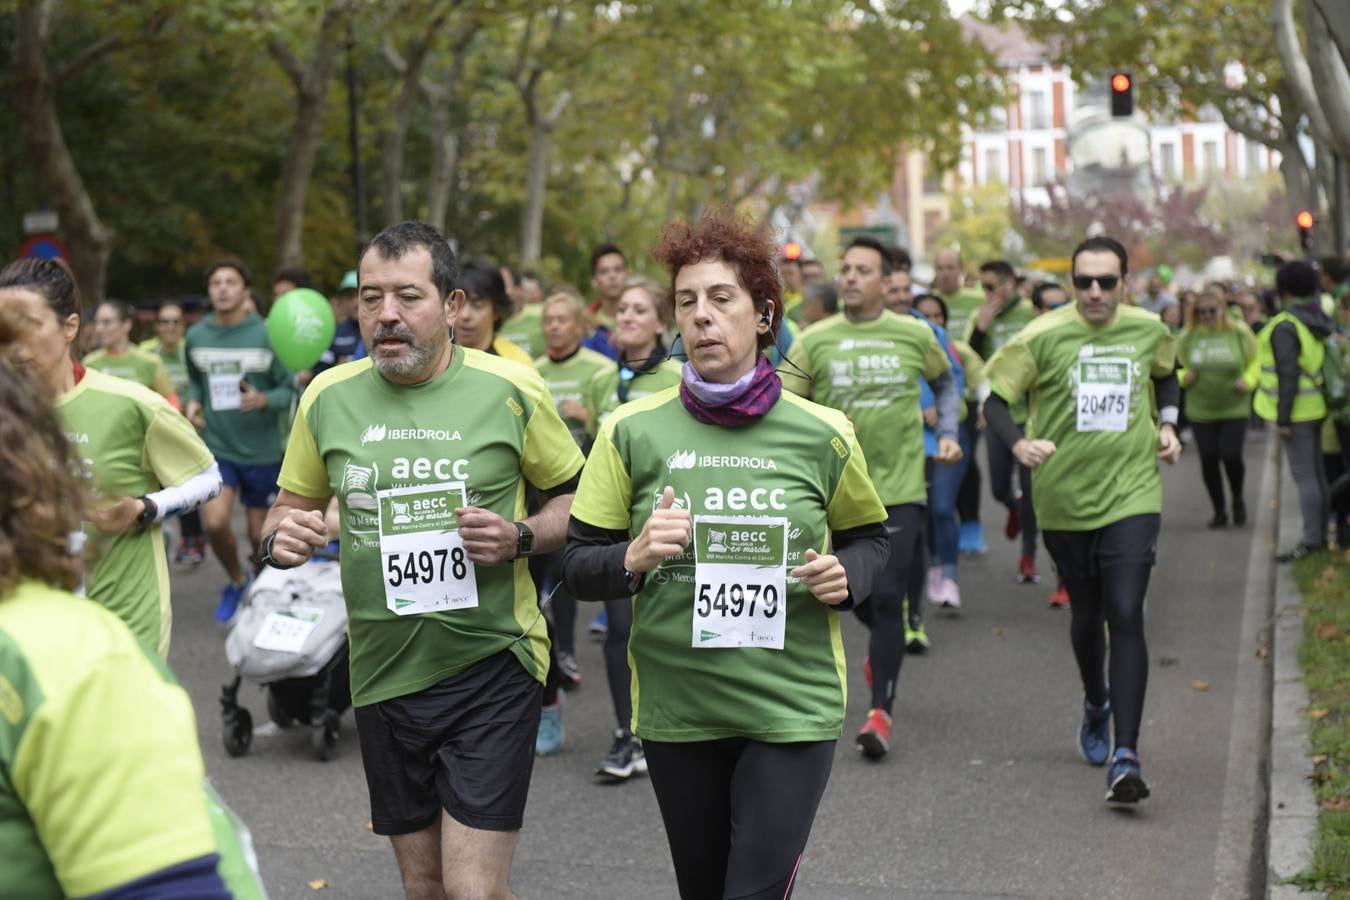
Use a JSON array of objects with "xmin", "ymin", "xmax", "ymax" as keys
[
  {"xmin": 983, "ymin": 236, "xmax": 1181, "ymax": 805},
  {"xmin": 968, "ymin": 260, "xmax": 1040, "ymax": 584}
]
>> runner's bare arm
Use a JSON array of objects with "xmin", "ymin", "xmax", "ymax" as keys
[
  {"xmin": 457, "ymin": 472, "xmax": 582, "ymax": 565},
  {"xmin": 260, "ymin": 489, "xmax": 330, "ymax": 568}
]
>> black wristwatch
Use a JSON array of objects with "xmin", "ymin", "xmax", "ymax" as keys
[
  {"xmin": 514, "ymin": 521, "xmax": 535, "ymax": 559},
  {"xmin": 135, "ymin": 495, "xmax": 158, "ymax": 528}
]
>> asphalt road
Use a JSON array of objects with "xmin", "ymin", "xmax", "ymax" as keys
[{"xmin": 167, "ymin": 433, "xmax": 1274, "ymax": 900}]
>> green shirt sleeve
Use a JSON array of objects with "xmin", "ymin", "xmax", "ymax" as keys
[
  {"xmin": 985, "ymin": 337, "xmax": 1038, "ymax": 406},
  {"xmin": 11, "ymin": 611, "xmax": 217, "ymax": 897},
  {"xmin": 1238, "ymin": 322, "xmax": 1260, "ymax": 389},
  {"xmin": 259, "ymin": 353, "xmax": 296, "ymax": 412},
  {"xmin": 1152, "ymin": 326, "xmax": 1178, "ymax": 378},
  {"xmin": 782, "ymin": 340, "xmax": 812, "ymax": 397},
  {"xmin": 570, "ymin": 419, "xmax": 633, "ymax": 530},
  {"xmin": 276, "ymin": 399, "xmax": 331, "ymax": 500},
  {"xmin": 825, "ymin": 421, "xmax": 887, "ymax": 531},
  {"xmin": 520, "ymin": 377, "xmax": 586, "ymax": 492},
  {"xmin": 143, "ymin": 405, "xmax": 216, "ymax": 488},
  {"xmin": 150, "ymin": 357, "xmax": 177, "ymax": 402},
  {"xmin": 184, "ymin": 334, "xmax": 204, "ymax": 407}
]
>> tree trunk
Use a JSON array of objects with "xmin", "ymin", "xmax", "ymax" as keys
[
  {"xmin": 12, "ymin": 0, "xmax": 111, "ymax": 305},
  {"xmin": 380, "ymin": 20, "xmax": 442, "ymax": 226},
  {"xmin": 1273, "ymin": 0, "xmax": 1335, "ymax": 149},
  {"xmin": 270, "ymin": 3, "xmax": 349, "ymax": 270},
  {"xmin": 519, "ymin": 121, "xmax": 552, "ymax": 265},
  {"xmin": 426, "ymin": 116, "xmax": 459, "ymax": 233},
  {"xmin": 1303, "ymin": 0, "xmax": 1350, "ymax": 159},
  {"xmin": 1311, "ymin": 0, "xmax": 1350, "ymax": 64}
]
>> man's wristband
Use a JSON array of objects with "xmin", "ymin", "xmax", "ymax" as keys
[
  {"xmin": 135, "ymin": 496, "xmax": 158, "ymax": 528},
  {"xmin": 257, "ymin": 530, "xmax": 296, "ymax": 570}
]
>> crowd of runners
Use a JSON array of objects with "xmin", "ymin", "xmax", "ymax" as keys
[{"xmin": 2, "ymin": 212, "xmax": 1349, "ymax": 899}]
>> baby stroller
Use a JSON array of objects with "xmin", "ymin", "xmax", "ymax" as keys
[{"xmin": 220, "ymin": 548, "xmax": 351, "ymax": 761}]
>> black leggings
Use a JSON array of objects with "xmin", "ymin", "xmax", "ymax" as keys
[
  {"xmin": 644, "ymin": 738, "xmax": 835, "ymax": 900},
  {"xmin": 986, "ymin": 427, "xmax": 1037, "ymax": 557},
  {"xmin": 1189, "ymin": 419, "xmax": 1247, "ymax": 516},
  {"xmin": 1043, "ymin": 514, "xmax": 1160, "ymax": 752},
  {"xmin": 957, "ymin": 413, "xmax": 982, "ymax": 524},
  {"xmin": 852, "ymin": 503, "xmax": 924, "ymax": 713},
  {"xmin": 603, "ymin": 595, "xmax": 634, "ymax": 733}
]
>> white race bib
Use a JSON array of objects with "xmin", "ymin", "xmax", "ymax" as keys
[
  {"xmin": 691, "ymin": 515, "xmax": 789, "ymax": 650},
  {"xmin": 377, "ymin": 482, "xmax": 477, "ymax": 615},
  {"xmin": 1076, "ymin": 357, "xmax": 1131, "ymax": 433},
  {"xmin": 252, "ymin": 606, "xmax": 324, "ymax": 653},
  {"xmin": 208, "ymin": 372, "xmax": 242, "ymax": 411}
]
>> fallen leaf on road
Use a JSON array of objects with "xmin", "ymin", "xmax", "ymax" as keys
[
  {"xmin": 307, "ymin": 880, "xmax": 329, "ymax": 891},
  {"xmin": 1255, "ymin": 643, "xmax": 1271, "ymax": 660},
  {"xmin": 992, "ymin": 627, "xmax": 1005, "ymax": 637},
  {"xmin": 1313, "ymin": 754, "xmax": 1328, "ymax": 764},
  {"xmin": 366, "ymin": 821, "xmax": 373, "ymax": 831},
  {"xmin": 1310, "ymin": 708, "xmax": 1330, "ymax": 720},
  {"xmin": 1158, "ymin": 655, "xmax": 1179, "ymax": 667},
  {"xmin": 1191, "ymin": 680, "xmax": 1210, "ymax": 692}
]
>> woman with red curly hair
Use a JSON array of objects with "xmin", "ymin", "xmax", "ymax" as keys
[{"xmin": 562, "ymin": 209, "xmax": 889, "ymax": 899}]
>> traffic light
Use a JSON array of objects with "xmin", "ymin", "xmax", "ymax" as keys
[
  {"xmin": 782, "ymin": 242, "xmax": 803, "ymax": 261},
  {"xmin": 1110, "ymin": 72, "xmax": 1133, "ymax": 117},
  {"xmin": 1296, "ymin": 209, "xmax": 1314, "ymax": 251}
]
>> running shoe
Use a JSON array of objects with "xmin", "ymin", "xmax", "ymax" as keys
[
  {"xmin": 1276, "ymin": 542, "xmax": 1325, "ymax": 563},
  {"xmin": 536, "ymin": 695, "xmax": 564, "ymax": 756},
  {"xmin": 959, "ymin": 521, "xmax": 987, "ymax": 554},
  {"xmin": 214, "ymin": 577, "xmax": 250, "ymax": 627},
  {"xmin": 1206, "ymin": 512, "xmax": 1228, "ymax": 529},
  {"xmin": 1017, "ymin": 554, "xmax": 1040, "ymax": 584},
  {"xmin": 856, "ymin": 708, "xmax": 892, "ymax": 760},
  {"xmin": 1004, "ymin": 505, "xmax": 1021, "ymax": 540},
  {"xmin": 1232, "ymin": 499, "xmax": 1247, "ymax": 527},
  {"xmin": 1105, "ymin": 747, "xmax": 1150, "ymax": 803},
  {"xmin": 597, "ymin": 729, "xmax": 647, "ymax": 781},
  {"xmin": 937, "ymin": 577, "xmax": 961, "ymax": 610},
  {"xmin": 905, "ymin": 621, "xmax": 930, "ymax": 654},
  {"xmin": 588, "ymin": 608, "xmax": 609, "ymax": 637},
  {"xmin": 185, "ymin": 537, "xmax": 208, "ymax": 564},
  {"xmin": 556, "ymin": 651, "xmax": 583, "ymax": 690},
  {"xmin": 1048, "ymin": 580, "xmax": 1070, "ymax": 609},
  {"xmin": 926, "ymin": 567, "xmax": 944, "ymax": 605},
  {"xmin": 1077, "ymin": 699, "xmax": 1111, "ymax": 766}
]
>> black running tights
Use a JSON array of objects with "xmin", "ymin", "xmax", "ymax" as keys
[
  {"xmin": 1189, "ymin": 418, "xmax": 1247, "ymax": 516},
  {"xmin": 644, "ymin": 738, "xmax": 835, "ymax": 900},
  {"xmin": 852, "ymin": 503, "xmax": 924, "ymax": 713},
  {"xmin": 603, "ymin": 595, "xmax": 634, "ymax": 733},
  {"xmin": 1043, "ymin": 514, "xmax": 1160, "ymax": 752}
]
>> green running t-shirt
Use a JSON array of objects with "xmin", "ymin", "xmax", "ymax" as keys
[
  {"xmin": 184, "ymin": 312, "xmax": 295, "ymax": 465},
  {"xmin": 965, "ymin": 297, "xmax": 1037, "ymax": 422},
  {"xmin": 783, "ymin": 311, "xmax": 950, "ymax": 506},
  {"xmin": 984, "ymin": 304, "xmax": 1177, "ymax": 531},
  {"xmin": 142, "ymin": 337, "xmax": 191, "ymax": 403},
  {"xmin": 277, "ymin": 350, "xmax": 586, "ymax": 707},
  {"xmin": 535, "ymin": 346, "xmax": 613, "ymax": 446},
  {"xmin": 499, "ymin": 305, "xmax": 546, "ymax": 361},
  {"xmin": 0, "ymin": 580, "xmax": 228, "ymax": 899},
  {"xmin": 583, "ymin": 358, "xmax": 684, "ymax": 437},
  {"xmin": 83, "ymin": 345, "xmax": 176, "ymax": 401},
  {"xmin": 938, "ymin": 286, "xmax": 986, "ymax": 341},
  {"xmin": 56, "ymin": 368, "xmax": 216, "ymax": 657},
  {"xmin": 1178, "ymin": 324, "xmax": 1258, "ymax": 422},
  {"xmin": 570, "ymin": 388, "xmax": 886, "ymax": 742}
]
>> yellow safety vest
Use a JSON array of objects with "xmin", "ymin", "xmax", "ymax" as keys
[{"xmin": 1254, "ymin": 310, "xmax": 1326, "ymax": 422}]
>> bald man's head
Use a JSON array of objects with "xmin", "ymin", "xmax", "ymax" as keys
[{"xmin": 934, "ymin": 249, "xmax": 964, "ymax": 295}]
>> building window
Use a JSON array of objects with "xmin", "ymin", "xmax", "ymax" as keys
[
  {"xmin": 1245, "ymin": 139, "xmax": 1262, "ymax": 174},
  {"xmin": 1202, "ymin": 141, "xmax": 1219, "ymax": 175},
  {"xmin": 984, "ymin": 148, "xmax": 1002, "ymax": 183},
  {"xmin": 1031, "ymin": 147, "xmax": 1049, "ymax": 185},
  {"xmin": 1159, "ymin": 143, "xmax": 1177, "ymax": 180},
  {"xmin": 1027, "ymin": 90, "xmax": 1049, "ymax": 130}
]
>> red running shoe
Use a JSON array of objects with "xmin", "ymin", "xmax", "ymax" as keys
[
  {"xmin": 1004, "ymin": 505, "xmax": 1021, "ymax": 540},
  {"xmin": 1017, "ymin": 554, "xmax": 1040, "ymax": 584},
  {"xmin": 855, "ymin": 708, "xmax": 892, "ymax": 760},
  {"xmin": 1048, "ymin": 580, "xmax": 1070, "ymax": 609}
]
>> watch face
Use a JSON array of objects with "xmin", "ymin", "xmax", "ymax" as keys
[{"xmin": 517, "ymin": 523, "xmax": 534, "ymax": 555}]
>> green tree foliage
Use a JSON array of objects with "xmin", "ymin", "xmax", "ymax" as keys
[{"xmin": 934, "ymin": 182, "xmax": 1015, "ymax": 268}]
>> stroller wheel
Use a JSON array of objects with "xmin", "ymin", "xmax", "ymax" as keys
[
  {"xmin": 223, "ymin": 707, "xmax": 253, "ymax": 758},
  {"xmin": 312, "ymin": 710, "xmax": 340, "ymax": 761},
  {"xmin": 267, "ymin": 690, "xmax": 295, "ymax": 728}
]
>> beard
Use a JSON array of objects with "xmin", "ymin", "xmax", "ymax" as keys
[{"xmin": 371, "ymin": 322, "xmax": 442, "ymax": 379}]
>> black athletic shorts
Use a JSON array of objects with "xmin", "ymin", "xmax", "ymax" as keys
[
  {"xmin": 354, "ymin": 650, "xmax": 542, "ymax": 835},
  {"xmin": 1042, "ymin": 513, "xmax": 1161, "ymax": 580}
]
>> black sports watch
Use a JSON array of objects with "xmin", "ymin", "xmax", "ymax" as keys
[
  {"xmin": 135, "ymin": 495, "xmax": 158, "ymax": 528},
  {"xmin": 514, "ymin": 521, "xmax": 535, "ymax": 559}
]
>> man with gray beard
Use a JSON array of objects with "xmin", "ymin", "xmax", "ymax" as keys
[{"xmin": 260, "ymin": 221, "xmax": 584, "ymax": 899}]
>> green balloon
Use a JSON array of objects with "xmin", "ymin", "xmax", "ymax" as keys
[
  {"xmin": 267, "ymin": 288, "xmax": 336, "ymax": 371},
  {"xmin": 1156, "ymin": 264, "xmax": 1174, "ymax": 284}
]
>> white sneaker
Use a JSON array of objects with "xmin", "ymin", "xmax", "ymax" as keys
[
  {"xmin": 941, "ymin": 577, "xmax": 962, "ymax": 609},
  {"xmin": 927, "ymin": 567, "xmax": 948, "ymax": 607}
]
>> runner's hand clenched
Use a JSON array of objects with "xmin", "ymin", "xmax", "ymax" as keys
[
  {"xmin": 1012, "ymin": 438, "xmax": 1056, "ymax": 469},
  {"xmin": 790, "ymin": 548, "xmax": 849, "ymax": 606},
  {"xmin": 455, "ymin": 507, "xmax": 518, "ymax": 565},
  {"xmin": 624, "ymin": 486, "xmax": 692, "ymax": 574},
  {"xmin": 1156, "ymin": 424, "xmax": 1182, "ymax": 464},
  {"xmin": 271, "ymin": 509, "xmax": 328, "ymax": 566}
]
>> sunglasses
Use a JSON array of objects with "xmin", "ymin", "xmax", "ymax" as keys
[
  {"xmin": 157, "ymin": 318, "xmax": 183, "ymax": 325},
  {"xmin": 617, "ymin": 366, "xmax": 637, "ymax": 404},
  {"xmin": 1072, "ymin": 275, "xmax": 1121, "ymax": 291},
  {"xmin": 980, "ymin": 282, "xmax": 999, "ymax": 293}
]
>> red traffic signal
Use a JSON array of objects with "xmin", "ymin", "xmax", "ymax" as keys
[
  {"xmin": 1110, "ymin": 72, "xmax": 1134, "ymax": 117},
  {"xmin": 1295, "ymin": 209, "xmax": 1314, "ymax": 230},
  {"xmin": 782, "ymin": 242, "xmax": 803, "ymax": 261}
]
